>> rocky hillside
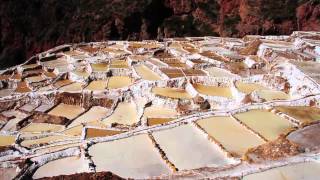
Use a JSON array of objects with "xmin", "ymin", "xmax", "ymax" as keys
[{"xmin": 1, "ymin": 0, "xmax": 319, "ymax": 69}]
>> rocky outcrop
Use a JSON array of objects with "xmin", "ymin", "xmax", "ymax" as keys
[{"xmin": 1, "ymin": 0, "xmax": 320, "ymax": 69}]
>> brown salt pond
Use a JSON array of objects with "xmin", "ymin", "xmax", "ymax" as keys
[
  {"xmin": 147, "ymin": 118, "xmax": 175, "ymax": 126},
  {"xmin": 243, "ymin": 161, "xmax": 320, "ymax": 180},
  {"xmin": 48, "ymin": 103, "xmax": 85, "ymax": 120},
  {"xmin": 85, "ymin": 80, "xmax": 108, "ymax": 91},
  {"xmin": 32, "ymin": 156, "xmax": 88, "ymax": 179},
  {"xmin": 193, "ymin": 83, "xmax": 233, "ymax": 98},
  {"xmin": 15, "ymin": 81, "xmax": 32, "ymax": 93},
  {"xmin": 152, "ymin": 87, "xmax": 192, "ymax": 99},
  {"xmin": 160, "ymin": 68, "xmax": 185, "ymax": 78},
  {"xmin": 54, "ymin": 79, "xmax": 73, "ymax": 88},
  {"xmin": 234, "ymin": 110, "xmax": 294, "ymax": 141},
  {"xmin": 275, "ymin": 106, "xmax": 320, "ymax": 124},
  {"xmin": 102, "ymin": 102, "xmax": 138, "ymax": 126},
  {"xmin": 0, "ymin": 135, "xmax": 15, "ymax": 147},
  {"xmin": 89, "ymin": 134, "xmax": 171, "ymax": 178},
  {"xmin": 85, "ymin": 128, "xmax": 124, "ymax": 139},
  {"xmin": 235, "ymin": 81, "xmax": 268, "ymax": 94},
  {"xmin": 152, "ymin": 124, "xmax": 231, "ymax": 170},
  {"xmin": 0, "ymin": 89, "xmax": 14, "ymax": 97},
  {"xmin": 134, "ymin": 64, "xmax": 161, "ymax": 81},
  {"xmin": 107, "ymin": 76, "xmax": 134, "ymax": 89},
  {"xmin": 197, "ymin": 116, "xmax": 265, "ymax": 157}
]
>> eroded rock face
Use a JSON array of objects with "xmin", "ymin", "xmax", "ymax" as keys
[{"xmin": 1, "ymin": 0, "xmax": 320, "ymax": 69}]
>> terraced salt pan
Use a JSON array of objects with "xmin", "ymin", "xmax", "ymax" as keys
[
  {"xmin": 102, "ymin": 102, "xmax": 138, "ymax": 126},
  {"xmin": 58, "ymin": 82, "xmax": 83, "ymax": 92},
  {"xmin": 32, "ymin": 156, "xmax": 88, "ymax": 179},
  {"xmin": 152, "ymin": 87, "xmax": 193, "ymax": 99},
  {"xmin": 85, "ymin": 80, "xmax": 108, "ymax": 91},
  {"xmin": 0, "ymin": 135, "xmax": 15, "ymax": 147},
  {"xmin": 107, "ymin": 76, "xmax": 134, "ymax": 89},
  {"xmin": 193, "ymin": 83, "xmax": 233, "ymax": 98},
  {"xmin": 134, "ymin": 64, "xmax": 161, "ymax": 81},
  {"xmin": 48, "ymin": 103, "xmax": 85, "ymax": 120},
  {"xmin": 68, "ymin": 106, "xmax": 109, "ymax": 127},
  {"xmin": 234, "ymin": 110, "xmax": 294, "ymax": 141},
  {"xmin": 256, "ymin": 90, "xmax": 290, "ymax": 101},
  {"xmin": 89, "ymin": 134, "xmax": 170, "ymax": 178},
  {"xmin": 243, "ymin": 161, "xmax": 320, "ymax": 180},
  {"xmin": 235, "ymin": 81, "xmax": 268, "ymax": 94},
  {"xmin": 152, "ymin": 124, "xmax": 230, "ymax": 170},
  {"xmin": 275, "ymin": 106, "xmax": 320, "ymax": 124},
  {"xmin": 197, "ymin": 116, "xmax": 265, "ymax": 157},
  {"xmin": 0, "ymin": 168, "xmax": 18, "ymax": 180},
  {"xmin": 20, "ymin": 123, "xmax": 65, "ymax": 133},
  {"xmin": 147, "ymin": 118, "xmax": 175, "ymax": 126}
]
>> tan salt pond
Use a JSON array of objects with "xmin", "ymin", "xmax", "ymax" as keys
[
  {"xmin": 234, "ymin": 110, "xmax": 294, "ymax": 141},
  {"xmin": 62, "ymin": 125, "xmax": 83, "ymax": 136},
  {"xmin": 152, "ymin": 87, "xmax": 192, "ymax": 99},
  {"xmin": 20, "ymin": 123, "xmax": 65, "ymax": 133},
  {"xmin": 48, "ymin": 103, "xmax": 85, "ymax": 120},
  {"xmin": 58, "ymin": 82, "xmax": 83, "ymax": 92},
  {"xmin": 85, "ymin": 80, "xmax": 108, "ymax": 91},
  {"xmin": 72, "ymin": 70, "xmax": 90, "ymax": 78},
  {"xmin": 152, "ymin": 124, "xmax": 231, "ymax": 170},
  {"xmin": 68, "ymin": 106, "xmax": 109, "ymax": 127},
  {"xmin": 34, "ymin": 143, "xmax": 80, "ymax": 154},
  {"xmin": 235, "ymin": 81, "xmax": 268, "ymax": 94},
  {"xmin": 256, "ymin": 90, "xmax": 290, "ymax": 101},
  {"xmin": 197, "ymin": 116, "xmax": 265, "ymax": 157},
  {"xmin": 107, "ymin": 76, "xmax": 134, "ymax": 89},
  {"xmin": 0, "ymin": 135, "xmax": 15, "ymax": 147},
  {"xmin": 193, "ymin": 83, "xmax": 233, "ymax": 98},
  {"xmin": 205, "ymin": 67, "xmax": 237, "ymax": 78},
  {"xmin": 89, "ymin": 134, "xmax": 170, "ymax": 178},
  {"xmin": 134, "ymin": 65, "xmax": 161, "ymax": 81},
  {"xmin": 144, "ymin": 106, "xmax": 178, "ymax": 118},
  {"xmin": 109, "ymin": 60, "xmax": 129, "ymax": 69},
  {"xmin": 275, "ymin": 106, "xmax": 320, "ymax": 124},
  {"xmin": 21, "ymin": 135, "xmax": 72, "ymax": 148},
  {"xmin": 243, "ymin": 161, "xmax": 320, "ymax": 180},
  {"xmin": 32, "ymin": 156, "xmax": 88, "ymax": 179},
  {"xmin": 102, "ymin": 102, "xmax": 138, "ymax": 126},
  {"xmin": 91, "ymin": 63, "xmax": 108, "ymax": 72}
]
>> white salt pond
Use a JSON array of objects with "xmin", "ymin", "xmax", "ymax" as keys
[
  {"xmin": 32, "ymin": 156, "xmax": 88, "ymax": 179},
  {"xmin": 152, "ymin": 124, "xmax": 231, "ymax": 170},
  {"xmin": 89, "ymin": 134, "xmax": 171, "ymax": 178}
]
